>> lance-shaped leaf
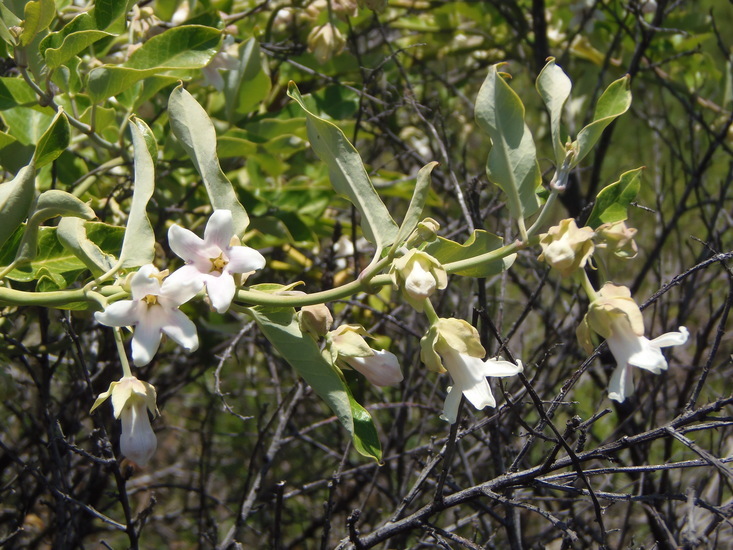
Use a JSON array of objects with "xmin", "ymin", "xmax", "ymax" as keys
[
  {"xmin": 287, "ymin": 82, "xmax": 398, "ymax": 249},
  {"xmin": 250, "ymin": 306, "xmax": 382, "ymax": 461},
  {"xmin": 392, "ymin": 161, "xmax": 438, "ymax": 248},
  {"xmin": 33, "ymin": 109, "xmax": 69, "ymax": 168},
  {"xmin": 118, "ymin": 118, "xmax": 155, "ymax": 268},
  {"xmin": 57, "ymin": 217, "xmax": 117, "ymax": 276},
  {"xmin": 573, "ymin": 75, "xmax": 631, "ymax": 168},
  {"xmin": 224, "ymin": 37, "xmax": 271, "ymax": 121},
  {"xmin": 13, "ymin": 190, "xmax": 95, "ymax": 263},
  {"xmin": 424, "ymin": 229, "xmax": 515, "ymax": 277},
  {"xmin": 88, "ymin": 25, "xmax": 221, "ymax": 101},
  {"xmin": 476, "ymin": 65, "xmax": 542, "ymax": 221},
  {"xmin": 168, "ymin": 85, "xmax": 249, "ymax": 236},
  {"xmin": 586, "ymin": 167, "xmax": 643, "ymax": 229},
  {"xmin": 536, "ymin": 58, "xmax": 572, "ymax": 165},
  {"xmin": 0, "ymin": 163, "xmax": 36, "ymax": 248}
]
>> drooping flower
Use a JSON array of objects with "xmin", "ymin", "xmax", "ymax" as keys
[
  {"xmin": 594, "ymin": 220, "xmax": 638, "ymax": 259},
  {"xmin": 91, "ymin": 376, "xmax": 159, "ymax": 466},
  {"xmin": 94, "ymin": 264, "xmax": 200, "ymax": 366},
  {"xmin": 390, "ymin": 249, "xmax": 447, "ymax": 311},
  {"xmin": 167, "ymin": 210, "xmax": 266, "ymax": 314},
  {"xmin": 421, "ymin": 318, "xmax": 523, "ymax": 423},
  {"xmin": 577, "ymin": 283, "xmax": 689, "ymax": 402},
  {"xmin": 328, "ymin": 325, "xmax": 403, "ymax": 387},
  {"xmin": 539, "ymin": 218, "xmax": 595, "ymax": 277},
  {"xmin": 307, "ymin": 23, "xmax": 346, "ymax": 64}
]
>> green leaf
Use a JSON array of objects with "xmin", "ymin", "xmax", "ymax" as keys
[
  {"xmin": 573, "ymin": 75, "xmax": 631, "ymax": 167},
  {"xmin": 392, "ymin": 161, "xmax": 438, "ymax": 248},
  {"xmin": 287, "ymin": 82, "xmax": 398, "ymax": 249},
  {"xmin": 586, "ymin": 167, "xmax": 643, "ymax": 229},
  {"xmin": 87, "ymin": 25, "xmax": 221, "ymax": 101},
  {"xmin": 57, "ymin": 217, "xmax": 118, "ymax": 276},
  {"xmin": 168, "ymin": 85, "xmax": 249, "ymax": 235},
  {"xmin": 224, "ymin": 37, "xmax": 271, "ymax": 120},
  {"xmin": 19, "ymin": 0, "xmax": 55, "ymax": 47},
  {"xmin": 118, "ymin": 118, "xmax": 156, "ymax": 268},
  {"xmin": 13, "ymin": 189, "xmax": 95, "ymax": 263},
  {"xmin": 424, "ymin": 230, "xmax": 515, "ymax": 277},
  {"xmin": 0, "ymin": 77, "xmax": 37, "ymax": 110},
  {"xmin": 250, "ymin": 306, "xmax": 382, "ymax": 461},
  {"xmin": 0, "ymin": 162, "xmax": 36, "ymax": 249},
  {"xmin": 536, "ymin": 58, "xmax": 572, "ymax": 165},
  {"xmin": 43, "ymin": 29, "xmax": 112, "ymax": 69},
  {"xmin": 33, "ymin": 109, "xmax": 69, "ymax": 168},
  {"xmin": 475, "ymin": 65, "xmax": 542, "ymax": 221}
]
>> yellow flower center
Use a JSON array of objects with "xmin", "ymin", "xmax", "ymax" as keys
[
  {"xmin": 209, "ymin": 253, "xmax": 228, "ymax": 273},
  {"xmin": 143, "ymin": 294, "xmax": 158, "ymax": 306}
]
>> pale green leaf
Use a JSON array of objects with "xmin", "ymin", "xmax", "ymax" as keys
[
  {"xmin": 586, "ymin": 167, "xmax": 643, "ymax": 229},
  {"xmin": 57, "ymin": 217, "xmax": 117, "ymax": 276},
  {"xmin": 424, "ymin": 230, "xmax": 515, "ymax": 277},
  {"xmin": 536, "ymin": 58, "xmax": 572, "ymax": 165},
  {"xmin": 224, "ymin": 37, "xmax": 271, "ymax": 120},
  {"xmin": 19, "ymin": 0, "xmax": 55, "ymax": 47},
  {"xmin": 573, "ymin": 75, "xmax": 631, "ymax": 167},
  {"xmin": 33, "ymin": 109, "xmax": 69, "ymax": 168},
  {"xmin": 475, "ymin": 65, "xmax": 542, "ymax": 220},
  {"xmin": 393, "ymin": 161, "xmax": 438, "ymax": 248},
  {"xmin": 287, "ymin": 82, "xmax": 398, "ymax": 249},
  {"xmin": 14, "ymin": 189, "xmax": 95, "ymax": 263},
  {"xmin": 0, "ymin": 163, "xmax": 35, "ymax": 248},
  {"xmin": 250, "ymin": 306, "xmax": 382, "ymax": 461},
  {"xmin": 118, "ymin": 119, "xmax": 155, "ymax": 268},
  {"xmin": 0, "ymin": 77, "xmax": 37, "ymax": 110},
  {"xmin": 168, "ymin": 85, "xmax": 249, "ymax": 235}
]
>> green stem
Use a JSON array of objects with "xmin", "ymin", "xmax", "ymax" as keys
[
  {"xmin": 422, "ymin": 298, "xmax": 439, "ymax": 325},
  {"xmin": 578, "ymin": 270, "xmax": 599, "ymax": 302},
  {"xmin": 113, "ymin": 327, "xmax": 133, "ymax": 378},
  {"xmin": 526, "ymin": 189, "xmax": 559, "ymax": 238}
]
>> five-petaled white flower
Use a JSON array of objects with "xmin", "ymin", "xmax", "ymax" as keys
[
  {"xmin": 91, "ymin": 376, "xmax": 159, "ymax": 466},
  {"xmin": 167, "ymin": 210, "xmax": 266, "ymax": 313},
  {"xmin": 421, "ymin": 318, "xmax": 523, "ymax": 424},
  {"xmin": 577, "ymin": 282, "xmax": 689, "ymax": 403},
  {"xmin": 94, "ymin": 264, "xmax": 200, "ymax": 366}
]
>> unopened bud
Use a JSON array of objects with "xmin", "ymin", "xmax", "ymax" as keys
[
  {"xmin": 307, "ymin": 23, "xmax": 346, "ymax": 64},
  {"xmin": 298, "ymin": 304, "xmax": 333, "ymax": 339},
  {"xmin": 538, "ymin": 219, "xmax": 594, "ymax": 277},
  {"xmin": 595, "ymin": 220, "xmax": 638, "ymax": 259}
]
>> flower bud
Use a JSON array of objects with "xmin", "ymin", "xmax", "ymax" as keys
[
  {"xmin": 405, "ymin": 218, "xmax": 441, "ymax": 248},
  {"xmin": 307, "ymin": 23, "xmax": 346, "ymax": 64},
  {"xmin": 538, "ymin": 218, "xmax": 594, "ymax": 277},
  {"xmin": 91, "ymin": 376, "xmax": 159, "ymax": 466},
  {"xmin": 390, "ymin": 249, "xmax": 447, "ymax": 311},
  {"xmin": 327, "ymin": 325, "xmax": 403, "ymax": 386},
  {"xmin": 344, "ymin": 350, "xmax": 403, "ymax": 386},
  {"xmin": 298, "ymin": 304, "xmax": 333, "ymax": 339},
  {"xmin": 594, "ymin": 220, "xmax": 638, "ymax": 259}
]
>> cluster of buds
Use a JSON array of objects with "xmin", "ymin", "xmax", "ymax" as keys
[{"xmin": 421, "ymin": 318, "xmax": 522, "ymax": 423}]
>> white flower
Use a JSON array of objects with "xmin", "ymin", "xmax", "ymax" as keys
[
  {"xmin": 94, "ymin": 265, "xmax": 199, "ymax": 366},
  {"xmin": 167, "ymin": 210, "xmax": 266, "ymax": 313},
  {"xmin": 91, "ymin": 377, "xmax": 159, "ymax": 466},
  {"xmin": 606, "ymin": 320, "xmax": 688, "ymax": 402},
  {"xmin": 343, "ymin": 350, "xmax": 404, "ymax": 387},
  {"xmin": 390, "ymin": 249, "xmax": 447, "ymax": 311},
  {"xmin": 440, "ymin": 348, "xmax": 523, "ymax": 424}
]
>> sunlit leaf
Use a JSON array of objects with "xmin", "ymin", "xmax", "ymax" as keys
[
  {"xmin": 57, "ymin": 217, "xmax": 118, "ymax": 276},
  {"xmin": 19, "ymin": 0, "xmax": 55, "ymax": 47},
  {"xmin": 586, "ymin": 167, "xmax": 643, "ymax": 229},
  {"xmin": 393, "ymin": 161, "xmax": 438, "ymax": 248},
  {"xmin": 0, "ymin": 162, "xmax": 35, "ymax": 248},
  {"xmin": 33, "ymin": 109, "xmax": 69, "ymax": 168},
  {"xmin": 224, "ymin": 37, "xmax": 271, "ymax": 120},
  {"xmin": 536, "ymin": 58, "xmax": 572, "ymax": 165}
]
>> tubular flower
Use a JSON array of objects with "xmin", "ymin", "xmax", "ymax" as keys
[
  {"xmin": 167, "ymin": 209, "xmax": 266, "ymax": 313},
  {"xmin": 94, "ymin": 264, "xmax": 199, "ymax": 366},
  {"xmin": 328, "ymin": 325, "xmax": 403, "ymax": 387},
  {"xmin": 91, "ymin": 377, "xmax": 159, "ymax": 466},
  {"xmin": 421, "ymin": 318, "xmax": 523, "ymax": 423},
  {"xmin": 538, "ymin": 218, "xmax": 594, "ymax": 277},
  {"xmin": 390, "ymin": 249, "xmax": 447, "ymax": 311},
  {"xmin": 577, "ymin": 283, "xmax": 688, "ymax": 403}
]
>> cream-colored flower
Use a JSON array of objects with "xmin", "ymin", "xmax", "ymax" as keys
[
  {"xmin": 327, "ymin": 325, "xmax": 403, "ymax": 386},
  {"xmin": 594, "ymin": 220, "xmax": 638, "ymax": 259},
  {"xmin": 307, "ymin": 23, "xmax": 346, "ymax": 64},
  {"xmin": 421, "ymin": 318, "xmax": 522, "ymax": 423},
  {"xmin": 538, "ymin": 218, "xmax": 594, "ymax": 276},
  {"xmin": 390, "ymin": 249, "xmax": 447, "ymax": 311},
  {"xmin": 577, "ymin": 283, "xmax": 688, "ymax": 402},
  {"xmin": 91, "ymin": 377, "xmax": 159, "ymax": 466}
]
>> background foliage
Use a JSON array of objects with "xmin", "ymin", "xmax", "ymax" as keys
[{"xmin": 1, "ymin": 0, "xmax": 732, "ymax": 548}]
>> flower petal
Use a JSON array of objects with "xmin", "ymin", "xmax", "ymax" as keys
[
  {"xmin": 484, "ymin": 358, "xmax": 523, "ymax": 377},
  {"xmin": 608, "ymin": 364, "xmax": 634, "ymax": 402},
  {"xmin": 461, "ymin": 376, "xmax": 496, "ymax": 410},
  {"xmin": 120, "ymin": 403, "xmax": 157, "ymax": 466},
  {"xmin": 130, "ymin": 265, "xmax": 162, "ymax": 300},
  {"xmin": 95, "ymin": 300, "xmax": 140, "ymax": 327},
  {"xmin": 204, "ymin": 209, "xmax": 235, "ymax": 251},
  {"xmin": 650, "ymin": 326, "xmax": 689, "ymax": 348},
  {"xmin": 161, "ymin": 308, "xmax": 199, "ymax": 352},
  {"xmin": 441, "ymin": 385, "xmax": 463, "ymax": 424},
  {"xmin": 161, "ymin": 267, "xmax": 203, "ymax": 305},
  {"xmin": 130, "ymin": 308, "xmax": 164, "ymax": 366},
  {"xmin": 205, "ymin": 272, "xmax": 237, "ymax": 313},
  {"xmin": 168, "ymin": 224, "xmax": 209, "ymax": 264},
  {"xmin": 226, "ymin": 245, "xmax": 266, "ymax": 274}
]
